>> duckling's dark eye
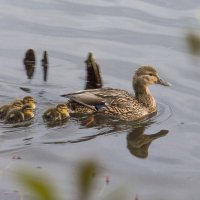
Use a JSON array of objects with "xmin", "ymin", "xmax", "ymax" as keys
[{"xmin": 149, "ymin": 73, "xmax": 154, "ymax": 76}]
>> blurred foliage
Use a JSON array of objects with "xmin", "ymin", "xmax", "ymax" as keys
[
  {"xmin": 102, "ymin": 187, "xmax": 127, "ymax": 200},
  {"xmin": 15, "ymin": 170, "xmax": 58, "ymax": 200},
  {"xmin": 15, "ymin": 160, "xmax": 132, "ymax": 200},
  {"xmin": 186, "ymin": 32, "xmax": 200, "ymax": 55},
  {"xmin": 77, "ymin": 160, "xmax": 99, "ymax": 200}
]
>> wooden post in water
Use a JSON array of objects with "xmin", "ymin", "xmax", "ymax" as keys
[
  {"xmin": 41, "ymin": 51, "xmax": 48, "ymax": 82},
  {"xmin": 23, "ymin": 49, "xmax": 36, "ymax": 79},
  {"xmin": 85, "ymin": 52, "xmax": 103, "ymax": 89}
]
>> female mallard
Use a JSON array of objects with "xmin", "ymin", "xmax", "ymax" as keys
[
  {"xmin": 5, "ymin": 104, "xmax": 34, "ymax": 124},
  {"xmin": 0, "ymin": 100, "xmax": 23, "ymax": 120},
  {"xmin": 61, "ymin": 65, "xmax": 170, "ymax": 121},
  {"xmin": 42, "ymin": 103, "xmax": 69, "ymax": 122}
]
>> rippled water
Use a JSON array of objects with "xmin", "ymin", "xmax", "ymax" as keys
[{"xmin": 0, "ymin": 0, "xmax": 200, "ymax": 200}]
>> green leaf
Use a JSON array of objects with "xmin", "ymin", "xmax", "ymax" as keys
[
  {"xmin": 15, "ymin": 170, "xmax": 58, "ymax": 200},
  {"xmin": 77, "ymin": 160, "xmax": 99, "ymax": 200},
  {"xmin": 186, "ymin": 32, "xmax": 200, "ymax": 55}
]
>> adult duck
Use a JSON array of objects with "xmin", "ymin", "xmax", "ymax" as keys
[{"xmin": 61, "ymin": 65, "xmax": 170, "ymax": 121}]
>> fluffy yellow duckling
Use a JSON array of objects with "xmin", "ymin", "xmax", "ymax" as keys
[
  {"xmin": 0, "ymin": 100, "xmax": 23, "ymax": 120},
  {"xmin": 22, "ymin": 96, "xmax": 36, "ymax": 109},
  {"xmin": 5, "ymin": 104, "xmax": 34, "ymax": 124},
  {"xmin": 42, "ymin": 104, "xmax": 69, "ymax": 122}
]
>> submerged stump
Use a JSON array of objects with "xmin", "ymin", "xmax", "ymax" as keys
[
  {"xmin": 41, "ymin": 51, "xmax": 49, "ymax": 82},
  {"xmin": 85, "ymin": 52, "xmax": 103, "ymax": 89},
  {"xmin": 23, "ymin": 49, "xmax": 36, "ymax": 79}
]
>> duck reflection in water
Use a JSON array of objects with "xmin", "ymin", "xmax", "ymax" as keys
[
  {"xmin": 127, "ymin": 123, "xmax": 168, "ymax": 159},
  {"xmin": 65, "ymin": 113, "xmax": 168, "ymax": 159}
]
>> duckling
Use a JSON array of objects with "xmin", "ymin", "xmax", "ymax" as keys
[
  {"xmin": 61, "ymin": 65, "xmax": 171, "ymax": 121},
  {"xmin": 0, "ymin": 100, "xmax": 23, "ymax": 120},
  {"xmin": 5, "ymin": 104, "xmax": 34, "ymax": 124},
  {"xmin": 42, "ymin": 103, "xmax": 69, "ymax": 122},
  {"xmin": 22, "ymin": 96, "xmax": 36, "ymax": 109}
]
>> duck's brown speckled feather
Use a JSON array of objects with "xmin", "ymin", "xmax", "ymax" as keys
[{"xmin": 66, "ymin": 88, "xmax": 151, "ymax": 121}]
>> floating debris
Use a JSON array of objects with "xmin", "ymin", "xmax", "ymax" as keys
[
  {"xmin": 103, "ymin": 175, "xmax": 109, "ymax": 184},
  {"xmin": 85, "ymin": 52, "xmax": 103, "ymax": 89},
  {"xmin": 41, "ymin": 51, "xmax": 49, "ymax": 82},
  {"xmin": 12, "ymin": 155, "xmax": 22, "ymax": 160},
  {"xmin": 23, "ymin": 49, "xmax": 36, "ymax": 79},
  {"xmin": 23, "ymin": 137, "xmax": 33, "ymax": 141},
  {"xmin": 20, "ymin": 87, "xmax": 31, "ymax": 93}
]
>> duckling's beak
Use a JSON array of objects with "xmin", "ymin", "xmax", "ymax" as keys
[{"xmin": 157, "ymin": 77, "xmax": 171, "ymax": 86}]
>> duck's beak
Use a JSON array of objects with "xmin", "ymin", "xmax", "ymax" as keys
[{"xmin": 157, "ymin": 77, "xmax": 171, "ymax": 86}]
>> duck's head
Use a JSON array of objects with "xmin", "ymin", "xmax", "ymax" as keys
[
  {"xmin": 133, "ymin": 65, "xmax": 171, "ymax": 88},
  {"xmin": 56, "ymin": 104, "xmax": 69, "ymax": 116},
  {"xmin": 23, "ymin": 96, "xmax": 36, "ymax": 109},
  {"xmin": 12, "ymin": 100, "xmax": 23, "ymax": 109}
]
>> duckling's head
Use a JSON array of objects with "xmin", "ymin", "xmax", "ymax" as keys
[
  {"xmin": 22, "ymin": 104, "xmax": 34, "ymax": 114},
  {"xmin": 133, "ymin": 65, "xmax": 170, "ymax": 88},
  {"xmin": 56, "ymin": 104, "xmax": 69, "ymax": 117},
  {"xmin": 23, "ymin": 96, "xmax": 36, "ymax": 109},
  {"xmin": 12, "ymin": 100, "xmax": 23, "ymax": 109}
]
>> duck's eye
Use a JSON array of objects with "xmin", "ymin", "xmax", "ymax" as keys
[{"xmin": 149, "ymin": 73, "xmax": 154, "ymax": 76}]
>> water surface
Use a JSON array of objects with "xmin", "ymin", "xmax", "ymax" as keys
[{"xmin": 0, "ymin": 0, "xmax": 200, "ymax": 200}]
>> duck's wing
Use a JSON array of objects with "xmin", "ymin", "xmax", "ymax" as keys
[
  {"xmin": 66, "ymin": 92, "xmax": 104, "ymax": 111},
  {"xmin": 61, "ymin": 88, "xmax": 133, "ymax": 110}
]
